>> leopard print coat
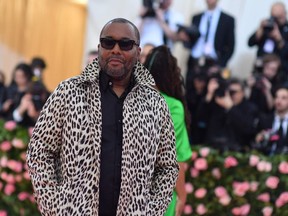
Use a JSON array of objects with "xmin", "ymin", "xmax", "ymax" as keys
[{"xmin": 27, "ymin": 60, "xmax": 179, "ymax": 216}]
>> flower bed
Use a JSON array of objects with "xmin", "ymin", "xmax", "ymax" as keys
[
  {"xmin": 1, "ymin": 119, "xmax": 288, "ymax": 216},
  {"xmin": 183, "ymin": 146, "xmax": 288, "ymax": 216},
  {"xmin": 0, "ymin": 120, "xmax": 40, "ymax": 216}
]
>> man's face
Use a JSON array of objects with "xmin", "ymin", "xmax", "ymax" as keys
[
  {"xmin": 228, "ymin": 83, "xmax": 244, "ymax": 105},
  {"xmin": 206, "ymin": 0, "xmax": 218, "ymax": 10},
  {"xmin": 98, "ymin": 22, "xmax": 141, "ymax": 81},
  {"xmin": 275, "ymin": 89, "xmax": 288, "ymax": 113},
  {"xmin": 271, "ymin": 3, "xmax": 287, "ymax": 26}
]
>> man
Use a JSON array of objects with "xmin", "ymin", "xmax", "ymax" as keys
[
  {"xmin": 196, "ymin": 77, "xmax": 258, "ymax": 152},
  {"xmin": 248, "ymin": 2, "xmax": 288, "ymax": 76},
  {"xmin": 179, "ymin": 0, "xmax": 235, "ymax": 72},
  {"xmin": 138, "ymin": 0, "xmax": 184, "ymax": 51},
  {"xmin": 255, "ymin": 86, "xmax": 288, "ymax": 155},
  {"xmin": 27, "ymin": 18, "xmax": 178, "ymax": 215}
]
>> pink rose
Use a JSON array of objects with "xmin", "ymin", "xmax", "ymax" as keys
[
  {"xmin": 232, "ymin": 207, "xmax": 241, "ymax": 215},
  {"xmin": 4, "ymin": 184, "xmax": 15, "ymax": 195},
  {"xmin": 275, "ymin": 191, "xmax": 288, "ymax": 207},
  {"xmin": 278, "ymin": 161, "xmax": 288, "ymax": 174},
  {"xmin": 194, "ymin": 188, "xmax": 207, "ymax": 199},
  {"xmin": 0, "ymin": 141, "xmax": 12, "ymax": 152},
  {"xmin": 212, "ymin": 168, "xmax": 221, "ymax": 179},
  {"xmin": 0, "ymin": 156, "xmax": 8, "ymax": 167},
  {"xmin": 262, "ymin": 206, "xmax": 273, "ymax": 216},
  {"xmin": 196, "ymin": 204, "xmax": 207, "ymax": 215},
  {"xmin": 199, "ymin": 147, "xmax": 210, "ymax": 157},
  {"xmin": 257, "ymin": 192, "xmax": 270, "ymax": 202},
  {"xmin": 194, "ymin": 158, "xmax": 208, "ymax": 170},
  {"xmin": 23, "ymin": 171, "xmax": 30, "ymax": 180},
  {"xmin": 240, "ymin": 204, "xmax": 251, "ymax": 216},
  {"xmin": 18, "ymin": 192, "xmax": 30, "ymax": 201},
  {"xmin": 7, "ymin": 160, "xmax": 23, "ymax": 173},
  {"xmin": 233, "ymin": 181, "xmax": 250, "ymax": 197},
  {"xmin": 279, "ymin": 192, "xmax": 288, "ymax": 202},
  {"xmin": 191, "ymin": 151, "xmax": 198, "ymax": 161},
  {"xmin": 224, "ymin": 156, "xmax": 238, "ymax": 168},
  {"xmin": 185, "ymin": 182, "xmax": 194, "ymax": 194},
  {"xmin": 4, "ymin": 120, "xmax": 16, "ymax": 131},
  {"xmin": 257, "ymin": 161, "xmax": 272, "ymax": 172},
  {"xmin": 232, "ymin": 204, "xmax": 250, "ymax": 216},
  {"xmin": 249, "ymin": 181, "xmax": 259, "ymax": 192},
  {"xmin": 183, "ymin": 205, "xmax": 193, "ymax": 214},
  {"xmin": 0, "ymin": 210, "xmax": 8, "ymax": 216},
  {"xmin": 249, "ymin": 155, "xmax": 260, "ymax": 167},
  {"xmin": 0, "ymin": 172, "xmax": 8, "ymax": 181},
  {"xmin": 12, "ymin": 138, "xmax": 25, "ymax": 149},
  {"xmin": 5, "ymin": 174, "xmax": 16, "ymax": 184},
  {"xmin": 215, "ymin": 186, "xmax": 227, "ymax": 198},
  {"xmin": 190, "ymin": 167, "xmax": 199, "ymax": 178},
  {"xmin": 266, "ymin": 176, "xmax": 279, "ymax": 189},
  {"xmin": 219, "ymin": 195, "xmax": 231, "ymax": 206}
]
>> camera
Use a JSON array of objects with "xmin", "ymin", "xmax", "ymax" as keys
[
  {"xmin": 32, "ymin": 94, "xmax": 43, "ymax": 111},
  {"xmin": 209, "ymin": 72, "xmax": 228, "ymax": 97},
  {"xmin": 142, "ymin": 0, "xmax": 164, "ymax": 18},
  {"xmin": 263, "ymin": 17, "xmax": 275, "ymax": 34},
  {"xmin": 253, "ymin": 73, "xmax": 265, "ymax": 90},
  {"xmin": 177, "ymin": 24, "xmax": 200, "ymax": 42}
]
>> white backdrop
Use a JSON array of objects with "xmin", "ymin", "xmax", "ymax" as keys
[{"xmin": 84, "ymin": 0, "xmax": 288, "ymax": 79}]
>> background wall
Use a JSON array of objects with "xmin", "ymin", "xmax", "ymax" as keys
[
  {"xmin": 0, "ymin": 0, "xmax": 87, "ymax": 91},
  {"xmin": 1, "ymin": 0, "xmax": 288, "ymax": 91},
  {"xmin": 84, "ymin": 0, "xmax": 288, "ymax": 79}
]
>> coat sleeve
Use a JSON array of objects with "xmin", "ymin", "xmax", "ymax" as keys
[
  {"xmin": 147, "ymin": 99, "xmax": 179, "ymax": 215},
  {"xmin": 26, "ymin": 82, "xmax": 67, "ymax": 216}
]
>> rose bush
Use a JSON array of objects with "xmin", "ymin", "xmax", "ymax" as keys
[
  {"xmin": 1, "ymin": 118, "xmax": 288, "ymax": 216},
  {"xmin": 184, "ymin": 145, "xmax": 288, "ymax": 216},
  {"xmin": 0, "ymin": 120, "xmax": 40, "ymax": 216}
]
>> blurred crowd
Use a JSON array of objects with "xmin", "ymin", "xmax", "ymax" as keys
[
  {"xmin": 0, "ymin": 57, "xmax": 50, "ymax": 128},
  {"xmin": 137, "ymin": 0, "xmax": 288, "ymax": 156},
  {"xmin": 1, "ymin": 0, "xmax": 288, "ymax": 156}
]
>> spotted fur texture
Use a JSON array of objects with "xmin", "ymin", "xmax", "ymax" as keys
[{"xmin": 27, "ymin": 60, "xmax": 179, "ymax": 216}]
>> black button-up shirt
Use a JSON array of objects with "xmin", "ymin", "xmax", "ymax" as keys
[{"xmin": 98, "ymin": 71, "xmax": 135, "ymax": 216}]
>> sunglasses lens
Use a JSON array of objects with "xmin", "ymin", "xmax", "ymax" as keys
[
  {"xmin": 118, "ymin": 40, "xmax": 134, "ymax": 51},
  {"xmin": 100, "ymin": 38, "xmax": 116, "ymax": 49},
  {"xmin": 100, "ymin": 38, "xmax": 137, "ymax": 51}
]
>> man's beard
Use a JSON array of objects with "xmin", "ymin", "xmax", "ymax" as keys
[{"xmin": 105, "ymin": 65, "xmax": 127, "ymax": 80}]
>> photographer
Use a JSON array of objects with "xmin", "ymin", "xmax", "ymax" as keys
[
  {"xmin": 137, "ymin": 0, "xmax": 184, "ymax": 51},
  {"xmin": 254, "ymin": 86, "xmax": 288, "ymax": 155},
  {"xmin": 248, "ymin": 2, "xmax": 288, "ymax": 75},
  {"xmin": 246, "ymin": 54, "xmax": 283, "ymax": 115},
  {"xmin": 12, "ymin": 80, "xmax": 49, "ymax": 127},
  {"xmin": 196, "ymin": 77, "xmax": 259, "ymax": 152},
  {"xmin": 178, "ymin": 0, "xmax": 235, "ymax": 77}
]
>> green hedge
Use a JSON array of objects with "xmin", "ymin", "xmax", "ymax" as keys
[
  {"xmin": 183, "ymin": 146, "xmax": 288, "ymax": 216},
  {"xmin": 0, "ymin": 120, "xmax": 40, "ymax": 216},
  {"xmin": 1, "ymin": 119, "xmax": 288, "ymax": 216}
]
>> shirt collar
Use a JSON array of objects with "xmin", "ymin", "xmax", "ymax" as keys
[{"xmin": 99, "ymin": 70, "xmax": 136, "ymax": 93}]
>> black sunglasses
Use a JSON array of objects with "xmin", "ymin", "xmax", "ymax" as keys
[{"xmin": 100, "ymin": 38, "xmax": 139, "ymax": 51}]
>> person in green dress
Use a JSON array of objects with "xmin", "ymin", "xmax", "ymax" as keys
[{"xmin": 144, "ymin": 45, "xmax": 192, "ymax": 216}]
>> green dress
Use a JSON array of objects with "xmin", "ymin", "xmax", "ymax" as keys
[{"xmin": 162, "ymin": 93, "xmax": 192, "ymax": 216}]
